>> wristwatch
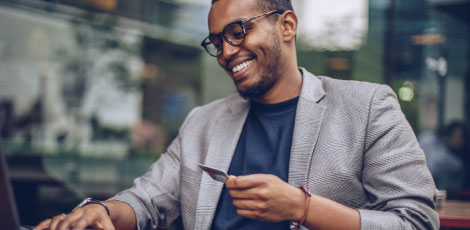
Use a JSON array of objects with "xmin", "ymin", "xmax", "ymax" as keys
[{"xmin": 73, "ymin": 197, "xmax": 110, "ymax": 216}]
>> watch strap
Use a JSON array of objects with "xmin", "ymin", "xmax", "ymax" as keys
[{"xmin": 72, "ymin": 198, "xmax": 110, "ymax": 216}]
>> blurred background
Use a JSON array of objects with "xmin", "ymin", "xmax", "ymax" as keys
[{"xmin": 0, "ymin": 0, "xmax": 468, "ymax": 227}]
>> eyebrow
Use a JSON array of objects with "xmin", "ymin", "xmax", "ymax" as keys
[{"xmin": 209, "ymin": 17, "xmax": 246, "ymax": 36}]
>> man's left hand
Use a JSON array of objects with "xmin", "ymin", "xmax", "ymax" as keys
[{"xmin": 226, "ymin": 174, "xmax": 305, "ymax": 222}]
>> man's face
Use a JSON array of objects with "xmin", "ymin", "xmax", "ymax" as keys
[
  {"xmin": 209, "ymin": 0, "xmax": 282, "ymax": 99},
  {"xmin": 447, "ymin": 127, "xmax": 464, "ymax": 151}
]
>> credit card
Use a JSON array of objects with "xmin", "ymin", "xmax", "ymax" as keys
[{"xmin": 198, "ymin": 163, "xmax": 229, "ymax": 183}]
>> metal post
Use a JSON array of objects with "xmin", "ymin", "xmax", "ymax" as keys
[{"xmin": 384, "ymin": 0, "xmax": 396, "ymax": 85}]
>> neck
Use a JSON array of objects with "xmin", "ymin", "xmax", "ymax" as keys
[{"xmin": 252, "ymin": 63, "xmax": 302, "ymax": 104}]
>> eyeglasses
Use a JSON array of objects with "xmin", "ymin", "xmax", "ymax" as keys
[{"xmin": 201, "ymin": 10, "xmax": 282, "ymax": 57}]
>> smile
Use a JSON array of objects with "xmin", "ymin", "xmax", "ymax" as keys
[{"xmin": 232, "ymin": 60, "xmax": 253, "ymax": 73}]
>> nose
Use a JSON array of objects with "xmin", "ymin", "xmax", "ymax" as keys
[{"xmin": 220, "ymin": 39, "xmax": 240, "ymax": 60}]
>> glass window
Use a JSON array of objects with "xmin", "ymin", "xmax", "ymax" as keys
[{"xmin": 0, "ymin": 0, "xmax": 468, "ymax": 226}]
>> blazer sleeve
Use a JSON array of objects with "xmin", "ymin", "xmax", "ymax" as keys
[
  {"xmin": 358, "ymin": 85, "xmax": 439, "ymax": 230},
  {"xmin": 108, "ymin": 107, "xmax": 200, "ymax": 230}
]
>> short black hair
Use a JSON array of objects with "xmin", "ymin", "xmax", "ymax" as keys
[
  {"xmin": 442, "ymin": 121, "xmax": 468, "ymax": 139},
  {"xmin": 211, "ymin": 0, "xmax": 294, "ymax": 13}
]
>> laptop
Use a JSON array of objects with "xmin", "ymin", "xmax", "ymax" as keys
[{"xmin": 0, "ymin": 141, "xmax": 33, "ymax": 230}]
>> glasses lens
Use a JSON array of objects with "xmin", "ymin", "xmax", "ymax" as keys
[
  {"xmin": 224, "ymin": 22, "xmax": 244, "ymax": 45},
  {"xmin": 203, "ymin": 36, "xmax": 220, "ymax": 57}
]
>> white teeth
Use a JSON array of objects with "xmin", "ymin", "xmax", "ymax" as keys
[{"xmin": 232, "ymin": 60, "xmax": 253, "ymax": 73}]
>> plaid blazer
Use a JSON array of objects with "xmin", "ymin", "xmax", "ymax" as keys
[{"xmin": 110, "ymin": 68, "xmax": 439, "ymax": 230}]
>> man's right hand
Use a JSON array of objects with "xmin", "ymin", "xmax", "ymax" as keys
[{"xmin": 34, "ymin": 203, "xmax": 115, "ymax": 230}]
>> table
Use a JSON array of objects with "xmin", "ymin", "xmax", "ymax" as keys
[{"xmin": 438, "ymin": 200, "xmax": 470, "ymax": 228}]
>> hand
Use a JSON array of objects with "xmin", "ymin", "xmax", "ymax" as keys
[
  {"xmin": 34, "ymin": 204, "xmax": 115, "ymax": 230},
  {"xmin": 226, "ymin": 174, "xmax": 305, "ymax": 222}
]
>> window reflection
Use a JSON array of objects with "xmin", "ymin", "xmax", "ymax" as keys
[{"xmin": 0, "ymin": 0, "xmax": 468, "ymax": 226}]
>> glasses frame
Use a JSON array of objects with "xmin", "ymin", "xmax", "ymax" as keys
[{"xmin": 201, "ymin": 10, "xmax": 282, "ymax": 57}]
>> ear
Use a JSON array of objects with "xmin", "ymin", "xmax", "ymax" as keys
[{"xmin": 279, "ymin": 10, "xmax": 298, "ymax": 42}]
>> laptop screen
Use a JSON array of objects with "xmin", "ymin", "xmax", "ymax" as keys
[{"xmin": 0, "ymin": 141, "xmax": 21, "ymax": 230}]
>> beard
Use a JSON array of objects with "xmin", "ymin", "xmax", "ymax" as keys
[
  {"xmin": 237, "ymin": 74, "xmax": 277, "ymax": 99},
  {"xmin": 236, "ymin": 33, "xmax": 281, "ymax": 100}
]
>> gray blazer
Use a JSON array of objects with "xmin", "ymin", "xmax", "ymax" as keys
[{"xmin": 110, "ymin": 68, "xmax": 439, "ymax": 230}]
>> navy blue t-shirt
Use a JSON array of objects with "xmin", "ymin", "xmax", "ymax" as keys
[{"xmin": 211, "ymin": 96, "xmax": 299, "ymax": 230}]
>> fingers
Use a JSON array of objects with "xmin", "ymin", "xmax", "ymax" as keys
[
  {"xmin": 68, "ymin": 218, "xmax": 90, "ymax": 230},
  {"xmin": 67, "ymin": 216, "xmax": 102, "ymax": 230},
  {"xmin": 227, "ymin": 174, "xmax": 302, "ymax": 222},
  {"xmin": 35, "ymin": 218, "xmax": 52, "ymax": 230},
  {"xmin": 229, "ymin": 186, "xmax": 269, "ymax": 200},
  {"xmin": 226, "ymin": 174, "xmax": 269, "ymax": 189},
  {"xmin": 98, "ymin": 213, "xmax": 116, "ymax": 230},
  {"xmin": 227, "ymin": 175, "xmax": 278, "ymax": 199},
  {"xmin": 233, "ymin": 198, "xmax": 266, "ymax": 210},
  {"xmin": 236, "ymin": 209, "xmax": 265, "ymax": 220},
  {"xmin": 56, "ymin": 211, "xmax": 84, "ymax": 230},
  {"xmin": 49, "ymin": 214, "xmax": 67, "ymax": 230},
  {"xmin": 232, "ymin": 198, "xmax": 285, "ymax": 222},
  {"xmin": 34, "ymin": 205, "xmax": 115, "ymax": 230},
  {"xmin": 70, "ymin": 214, "xmax": 115, "ymax": 230}
]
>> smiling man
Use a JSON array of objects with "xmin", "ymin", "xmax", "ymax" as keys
[
  {"xmin": 36, "ymin": 0, "xmax": 439, "ymax": 230},
  {"xmin": 205, "ymin": 0, "xmax": 301, "ymax": 104}
]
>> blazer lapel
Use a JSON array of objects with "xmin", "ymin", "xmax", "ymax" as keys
[
  {"xmin": 194, "ymin": 68, "xmax": 326, "ymax": 228},
  {"xmin": 288, "ymin": 68, "xmax": 327, "ymax": 188},
  {"xmin": 195, "ymin": 96, "xmax": 249, "ymax": 229}
]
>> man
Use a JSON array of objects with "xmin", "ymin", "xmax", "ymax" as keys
[
  {"xmin": 36, "ymin": 0, "xmax": 439, "ymax": 229},
  {"xmin": 419, "ymin": 121, "xmax": 467, "ymax": 198}
]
